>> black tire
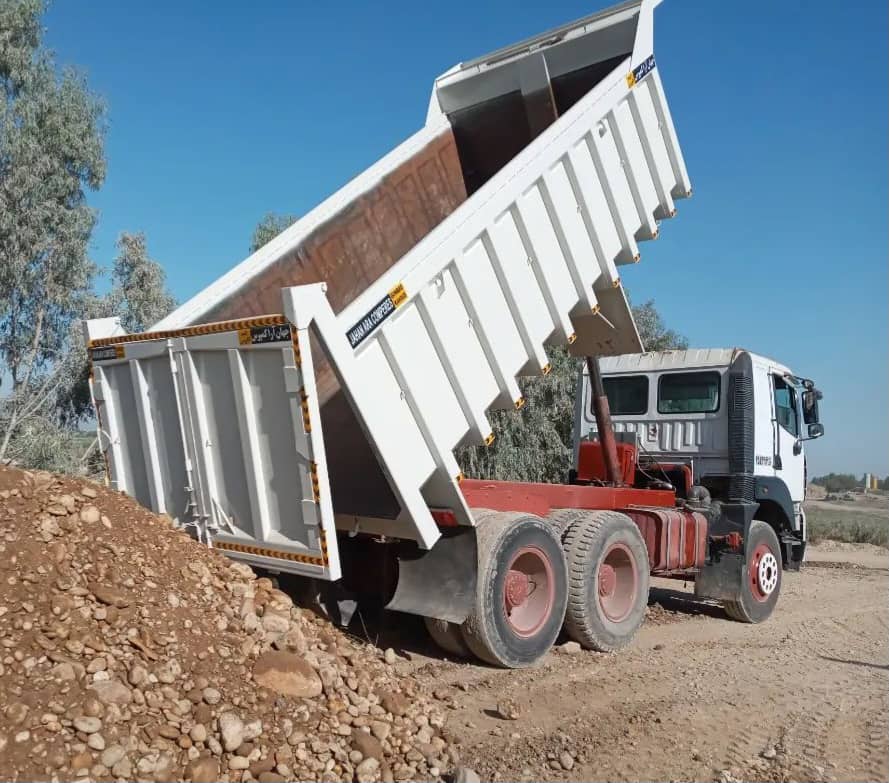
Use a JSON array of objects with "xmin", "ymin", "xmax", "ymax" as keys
[
  {"xmin": 547, "ymin": 508, "xmax": 590, "ymax": 536},
  {"xmin": 460, "ymin": 512, "xmax": 568, "ymax": 668},
  {"xmin": 561, "ymin": 510, "xmax": 650, "ymax": 652},
  {"xmin": 424, "ymin": 617, "xmax": 471, "ymax": 658},
  {"xmin": 723, "ymin": 520, "xmax": 782, "ymax": 623}
]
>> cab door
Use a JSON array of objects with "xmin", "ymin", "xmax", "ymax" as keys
[{"xmin": 770, "ymin": 372, "xmax": 805, "ymax": 504}]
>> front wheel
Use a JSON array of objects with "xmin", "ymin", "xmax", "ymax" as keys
[{"xmin": 723, "ymin": 520, "xmax": 782, "ymax": 623}]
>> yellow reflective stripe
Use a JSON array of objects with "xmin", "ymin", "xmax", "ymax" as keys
[
  {"xmin": 300, "ymin": 391, "xmax": 312, "ymax": 432},
  {"xmin": 310, "ymin": 461, "xmax": 321, "ymax": 502},
  {"xmin": 291, "ymin": 335, "xmax": 302, "ymax": 367},
  {"xmin": 88, "ymin": 314, "xmax": 290, "ymax": 348},
  {"xmin": 214, "ymin": 540, "xmax": 326, "ymax": 566},
  {"xmin": 388, "ymin": 282, "xmax": 408, "ymax": 307}
]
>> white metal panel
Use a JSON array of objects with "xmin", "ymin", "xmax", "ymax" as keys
[
  {"xmin": 486, "ymin": 214, "xmax": 553, "ymax": 369},
  {"xmin": 516, "ymin": 184, "xmax": 580, "ymax": 340},
  {"xmin": 284, "ymin": 285, "xmax": 444, "ymax": 549},
  {"xmin": 87, "ymin": 320, "xmax": 341, "ymax": 580},
  {"xmin": 542, "ymin": 160, "xmax": 601, "ymax": 309},
  {"xmin": 101, "ymin": 361, "xmax": 151, "ymax": 505},
  {"xmin": 415, "ymin": 272, "xmax": 496, "ymax": 442},
  {"xmin": 591, "ymin": 116, "xmax": 642, "ymax": 263},
  {"xmin": 609, "ymin": 98, "xmax": 660, "ymax": 240},
  {"xmin": 138, "ymin": 356, "xmax": 190, "ymax": 521},
  {"xmin": 575, "ymin": 358, "xmax": 731, "ymax": 469},
  {"xmin": 629, "ymin": 77, "xmax": 676, "ymax": 217},
  {"xmin": 455, "ymin": 240, "xmax": 526, "ymax": 406},
  {"xmin": 382, "ymin": 306, "xmax": 468, "ymax": 452},
  {"xmin": 568, "ymin": 135, "xmax": 622, "ymax": 284},
  {"xmin": 351, "ymin": 338, "xmax": 438, "ymax": 487},
  {"xmin": 600, "ymin": 349, "xmax": 736, "ymax": 373}
]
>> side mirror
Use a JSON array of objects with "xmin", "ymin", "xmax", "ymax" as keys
[
  {"xmin": 802, "ymin": 389, "xmax": 822, "ymax": 425},
  {"xmin": 806, "ymin": 422, "xmax": 825, "ymax": 439}
]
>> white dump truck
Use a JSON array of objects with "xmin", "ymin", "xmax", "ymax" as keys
[{"xmin": 85, "ymin": 0, "xmax": 823, "ymax": 668}]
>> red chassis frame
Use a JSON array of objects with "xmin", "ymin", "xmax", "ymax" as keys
[
  {"xmin": 457, "ymin": 479, "xmax": 676, "ymax": 518},
  {"xmin": 438, "ymin": 479, "xmax": 708, "ymax": 574}
]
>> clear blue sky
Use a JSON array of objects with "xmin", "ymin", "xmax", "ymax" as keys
[{"xmin": 44, "ymin": 0, "xmax": 887, "ymax": 478}]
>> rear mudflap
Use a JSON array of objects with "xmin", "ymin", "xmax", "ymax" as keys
[{"xmin": 385, "ymin": 528, "xmax": 477, "ymax": 624}]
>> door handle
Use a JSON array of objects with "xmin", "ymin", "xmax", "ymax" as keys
[{"xmin": 793, "ymin": 440, "xmax": 802, "ymax": 456}]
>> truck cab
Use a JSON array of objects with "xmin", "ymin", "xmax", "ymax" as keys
[{"xmin": 573, "ymin": 348, "xmax": 824, "ymax": 568}]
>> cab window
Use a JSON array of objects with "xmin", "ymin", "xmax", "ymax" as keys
[
  {"xmin": 657, "ymin": 371, "xmax": 720, "ymax": 413},
  {"xmin": 773, "ymin": 376, "xmax": 798, "ymax": 437},
  {"xmin": 602, "ymin": 375, "xmax": 648, "ymax": 415}
]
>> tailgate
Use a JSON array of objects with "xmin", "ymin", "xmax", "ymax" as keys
[{"xmin": 87, "ymin": 316, "xmax": 340, "ymax": 580}]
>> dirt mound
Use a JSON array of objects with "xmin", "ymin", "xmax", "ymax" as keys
[{"xmin": 0, "ymin": 466, "xmax": 456, "ymax": 782}]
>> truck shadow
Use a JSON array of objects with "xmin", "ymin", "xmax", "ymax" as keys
[
  {"xmin": 274, "ymin": 569, "xmax": 728, "ymax": 666},
  {"xmin": 818, "ymin": 654, "xmax": 889, "ymax": 671},
  {"xmin": 647, "ymin": 585, "xmax": 728, "ymax": 620}
]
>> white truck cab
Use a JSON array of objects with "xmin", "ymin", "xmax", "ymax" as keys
[{"xmin": 574, "ymin": 348, "xmax": 824, "ymax": 568}]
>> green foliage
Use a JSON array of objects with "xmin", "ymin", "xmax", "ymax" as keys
[
  {"xmin": 2, "ymin": 414, "xmax": 91, "ymax": 476},
  {"xmin": 0, "ymin": 4, "xmax": 174, "ymax": 473},
  {"xmin": 458, "ymin": 345, "xmax": 577, "ymax": 483},
  {"xmin": 805, "ymin": 505, "xmax": 889, "ymax": 549},
  {"xmin": 54, "ymin": 233, "xmax": 177, "ymax": 427},
  {"xmin": 250, "ymin": 212, "xmax": 298, "ymax": 253},
  {"xmin": 108, "ymin": 232, "xmax": 176, "ymax": 333},
  {"xmin": 0, "ymin": 0, "xmax": 106, "ymax": 460},
  {"xmin": 810, "ymin": 473, "xmax": 860, "ymax": 493},
  {"xmin": 457, "ymin": 299, "xmax": 687, "ymax": 483},
  {"xmin": 632, "ymin": 299, "xmax": 689, "ymax": 351}
]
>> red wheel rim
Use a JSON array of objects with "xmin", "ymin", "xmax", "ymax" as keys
[
  {"xmin": 503, "ymin": 546, "xmax": 555, "ymax": 637},
  {"xmin": 598, "ymin": 543, "xmax": 638, "ymax": 622},
  {"xmin": 749, "ymin": 542, "xmax": 779, "ymax": 602}
]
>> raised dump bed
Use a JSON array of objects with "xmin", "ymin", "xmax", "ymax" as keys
[{"xmin": 86, "ymin": 0, "xmax": 691, "ymax": 587}]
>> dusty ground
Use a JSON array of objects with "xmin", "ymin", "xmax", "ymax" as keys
[{"xmin": 383, "ymin": 543, "xmax": 889, "ymax": 783}]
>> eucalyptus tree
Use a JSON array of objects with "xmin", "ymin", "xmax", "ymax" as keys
[{"xmin": 0, "ymin": 0, "xmax": 106, "ymax": 459}]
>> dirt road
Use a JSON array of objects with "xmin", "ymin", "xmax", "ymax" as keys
[{"xmin": 392, "ymin": 543, "xmax": 888, "ymax": 782}]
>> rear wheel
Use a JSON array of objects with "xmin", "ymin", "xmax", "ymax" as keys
[
  {"xmin": 460, "ymin": 512, "xmax": 568, "ymax": 668},
  {"xmin": 424, "ymin": 617, "xmax": 470, "ymax": 658},
  {"xmin": 723, "ymin": 520, "xmax": 782, "ymax": 623},
  {"xmin": 561, "ymin": 510, "xmax": 650, "ymax": 652}
]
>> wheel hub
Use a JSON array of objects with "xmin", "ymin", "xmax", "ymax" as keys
[
  {"xmin": 505, "ymin": 570, "xmax": 530, "ymax": 609},
  {"xmin": 598, "ymin": 564, "xmax": 617, "ymax": 597},
  {"xmin": 502, "ymin": 546, "xmax": 555, "ymax": 638},
  {"xmin": 749, "ymin": 543, "xmax": 779, "ymax": 602},
  {"xmin": 756, "ymin": 551, "xmax": 779, "ymax": 596},
  {"xmin": 597, "ymin": 543, "xmax": 638, "ymax": 623}
]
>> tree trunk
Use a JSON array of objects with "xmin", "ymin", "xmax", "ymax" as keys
[{"xmin": 0, "ymin": 302, "xmax": 46, "ymax": 461}]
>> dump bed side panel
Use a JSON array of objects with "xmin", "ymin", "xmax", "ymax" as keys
[{"xmin": 282, "ymin": 40, "xmax": 691, "ymax": 548}]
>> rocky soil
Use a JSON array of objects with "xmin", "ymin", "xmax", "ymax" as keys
[{"xmin": 0, "ymin": 466, "xmax": 458, "ymax": 783}]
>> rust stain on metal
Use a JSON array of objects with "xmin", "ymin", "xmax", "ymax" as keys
[{"xmin": 201, "ymin": 128, "xmax": 468, "ymax": 406}]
